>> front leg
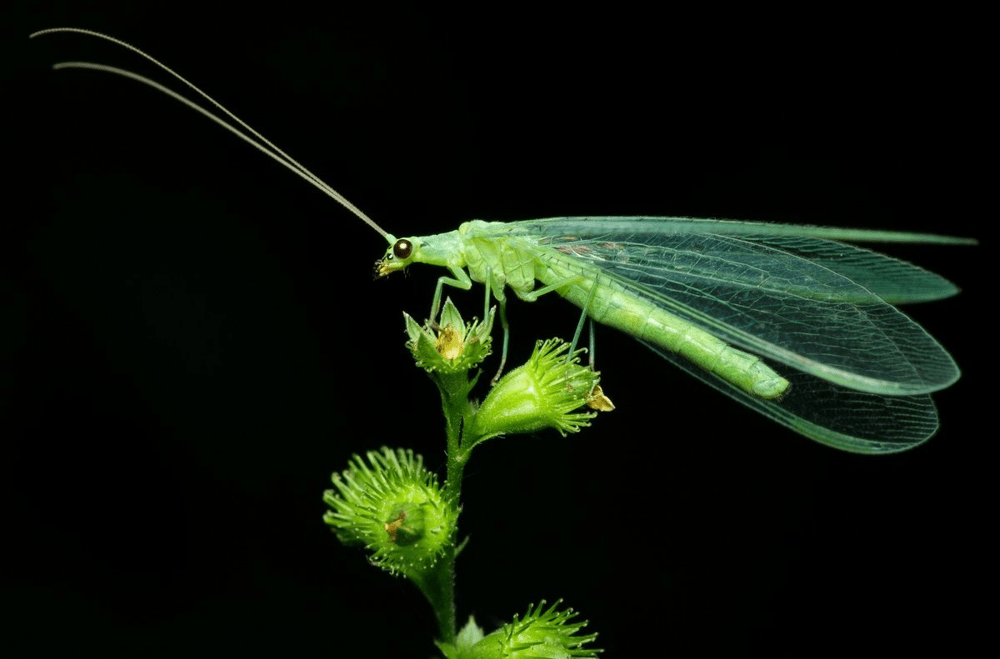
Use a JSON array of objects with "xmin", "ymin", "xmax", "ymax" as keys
[
  {"xmin": 431, "ymin": 265, "xmax": 474, "ymax": 325},
  {"xmin": 432, "ymin": 265, "xmax": 512, "ymax": 384}
]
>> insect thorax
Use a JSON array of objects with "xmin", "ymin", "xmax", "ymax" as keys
[{"xmin": 458, "ymin": 221, "xmax": 538, "ymax": 299}]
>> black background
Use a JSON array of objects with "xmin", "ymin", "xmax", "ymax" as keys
[{"xmin": 8, "ymin": 3, "xmax": 989, "ymax": 657}]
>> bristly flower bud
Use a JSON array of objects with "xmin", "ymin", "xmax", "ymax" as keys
[
  {"xmin": 405, "ymin": 297, "xmax": 494, "ymax": 374},
  {"xmin": 322, "ymin": 447, "xmax": 457, "ymax": 579},
  {"xmin": 468, "ymin": 339, "xmax": 605, "ymax": 444},
  {"xmin": 458, "ymin": 600, "xmax": 601, "ymax": 658}
]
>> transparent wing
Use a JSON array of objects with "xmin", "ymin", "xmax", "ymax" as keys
[
  {"xmin": 642, "ymin": 340, "xmax": 938, "ymax": 453},
  {"xmin": 504, "ymin": 217, "xmax": 964, "ymax": 395}
]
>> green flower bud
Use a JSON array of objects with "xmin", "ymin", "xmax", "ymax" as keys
[
  {"xmin": 468, "ymin": 339, "xmax": 604, "ymax": 443},
  {"xmin": 405, "ymin": 297, "xmax": 494, "ymax": 374},
  {"xmin": 465, "ymin": 600, "xmax": 601, "ymax": 659},
  {"xmin": 322, "ymin": 447, "xmax": 457, "ymax": 578}
]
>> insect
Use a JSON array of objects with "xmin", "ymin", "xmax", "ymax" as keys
[{"xmin": 32, "ymin": 28, "xmax": 974, "ymax": 454}]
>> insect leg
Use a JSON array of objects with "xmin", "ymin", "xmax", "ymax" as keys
[
  {"xmin": 431, "ymin": 266, "xmax": 473, "ymax": 325},
  {"xmin": 492, "ymin": 271, "xmax": 588, "ymax": 383},
  {"xmin": 483, "ymin": 266, "xmax": 512, "ymax": 385},
  {"xmin": 520, "ymin": 274, "xmax": 585, "ymax": 302},
  {"xmin": 567, "ymin": 282, "xmax": 599, "ymax": 364},
  {"xmin": 491, "ymin": 298, "xmax": 511, "ymax": 385},
  {"xmin": 589, "ymin": 320, "xmax": 596, "ymax": 368}
]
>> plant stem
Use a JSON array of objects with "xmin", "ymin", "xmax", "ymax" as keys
[{"xmin": 426, "ymin": 370, "xmax": 477, "ymax": 644}]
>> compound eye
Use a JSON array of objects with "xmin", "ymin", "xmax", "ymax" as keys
[{"xmin": 393, "ymin": 239, "xmax": 413, "ymax": 260}]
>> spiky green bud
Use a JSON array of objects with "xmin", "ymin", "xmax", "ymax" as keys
[
  {"xmin": 405, "ymin": 298, "xmax": 494, "ymax": 374},
  {"xmin": 451, "ymin": 600, "xmax": 600, "ymax": 659},
  {"xmin": 322, "ymin": 447, "xmax": 457, "ymax": 578},
  {"xmin": 468, "ymin": 340, "xmax": 604, "ymax": 444}
]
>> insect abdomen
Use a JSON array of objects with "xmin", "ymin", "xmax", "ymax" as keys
[{"xmin": 539, "ymin": 257, "xmax": 789, "ymax": 399}]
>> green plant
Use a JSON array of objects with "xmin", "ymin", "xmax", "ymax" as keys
[{"xmin": 323, "ymin": 299, "xmax": 606, "ymax": 657}]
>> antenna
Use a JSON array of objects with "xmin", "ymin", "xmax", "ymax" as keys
[{"xmin": 31, "ymin": 27, "xmax": 390, "ymax": 239}]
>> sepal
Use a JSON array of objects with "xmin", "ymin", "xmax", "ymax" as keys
[{"xmin": 436, "ymin": 616, "xmax": 486, "ymax": 659}]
